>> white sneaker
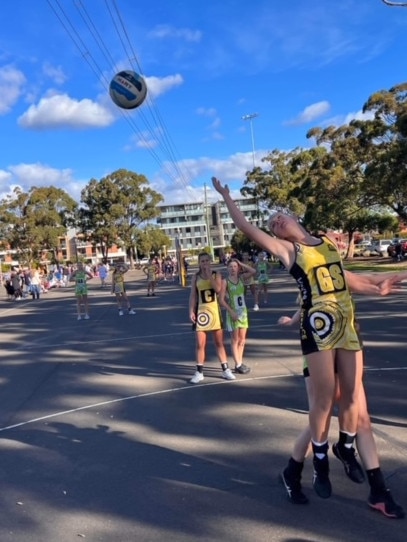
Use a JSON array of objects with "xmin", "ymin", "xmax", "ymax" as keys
[
  {"xmin": 190, "ymin": 371, "xmax": 204, "ymax": 384},
  {"xmin": 77, "ymin": 315, "xmax": 82, "ymax": 321},
  {"xmin": 119, "ymin": 310, "xmax": 124, "ymax": 316},
  {"xmin": 84, "ymin": 314, "xmax": 90, "ymax": 320},
  {"xmin": 128, "ymin": 309, "xmax": 136, "ymax": 315},
  {"xmin": 222, "ymin": 368, "xmax": 236, "ymax": 381},
  {"xmin": 253, "ymin": 304, "xmax": 259, "ymax": 311}
]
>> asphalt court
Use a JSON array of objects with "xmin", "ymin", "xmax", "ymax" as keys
[{"xmin": 0, "ymin": 268, "xmax": 406, "ymax": 542}]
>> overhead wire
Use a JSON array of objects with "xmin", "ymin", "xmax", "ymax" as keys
[
  {"xmin": 76, "ymin": 0, "xmax": 193, "ymax": 192},
  {"xmin": 46, "ymin": 0, "xmax": 196, "ymax": 199},
  {"xmin": 107, "ymin": 0, "xmax": 193, "ymax": 192}
]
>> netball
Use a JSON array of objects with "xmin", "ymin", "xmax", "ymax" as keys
[{"xmin": 109, "ymin": 69, "xmax": 147, "ymax": 110}]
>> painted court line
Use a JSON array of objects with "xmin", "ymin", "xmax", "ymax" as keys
[
  {"xmin": 11, "ymin": 322, "xmax": 282, "ymax": 351},
  {"xmin": 0, "ymin": 367, "xmax": 405, "ymax": 434}
]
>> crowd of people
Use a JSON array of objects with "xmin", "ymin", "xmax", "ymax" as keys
[{"xmin": 1, "ymin": 256, "xmax": 178, "ymax": 318}]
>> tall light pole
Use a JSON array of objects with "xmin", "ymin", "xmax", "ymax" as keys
[{"xmin": 242, "ymin": 113, "xmax": 259, "ymax": 169}]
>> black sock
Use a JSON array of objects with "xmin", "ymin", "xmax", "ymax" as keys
[
  {"xmin": 286, "ymin": 457, "xmax": 304, "ymax": 477},
  {"xmin": 196, "ymin": 365, "xmax": 203, "ymax": 373},
  {"xmin": 221, "ymin": 363, "xmax": 229, "ymax": 371},
  {"xmin": 366, "ymin": 467, "xmax": 387, "ymax": 495},
  {"xmin": 338, "ymin": 431, "xmax": 356, "ymax": 449},
  {"xmin": 312, "ymin": 441, "xmax": 329, "ymax": 460}
]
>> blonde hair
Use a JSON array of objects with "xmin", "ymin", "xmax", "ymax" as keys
[{"xmin": 267, "ymin": 210, "xmax": 301, "ymax": 236}]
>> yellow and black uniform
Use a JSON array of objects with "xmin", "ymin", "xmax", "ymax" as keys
[
  {"xmin": 112, "ymin": 269, "xmax": 126, "ymax": 294},
  {"xmin": 194, "ymin": 273, "xmax": 222, "ymax": 332},
  {"xmin": 302, "ymin": 296, "xmax": 362, "ymax": 376},
  {"xmin": 289, "ymin": 235, "xmax": 361, "ymax": 355},
  {"xmin": 145, "ymin": 264, "xmax": 158, "ymax": 282}
]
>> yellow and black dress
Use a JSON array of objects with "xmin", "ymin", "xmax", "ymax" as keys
[
  {"xmin": 194, "ymin": 273, "xmax": 223, "ymax": 332},
  {"xmin": 289, "ymin": 235, "xmax": 362, "ymax": 355},
  {"xmin": 112, "ymin": 269, "xmax": 126, "ymax": 294}
]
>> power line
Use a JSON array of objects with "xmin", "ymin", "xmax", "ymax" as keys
[{"xmin": 46, "ymin": 0, "xmax": 196, "ymax": 199}]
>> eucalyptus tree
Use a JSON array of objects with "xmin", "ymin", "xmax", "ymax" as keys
[
  {"xmin": 240, "ymin": 150, "xmax": 310, "ymax": 217},
  {"xmin": 134, "ymin": 226, "xmax": 172, "ymax": 258},
  {"xmin": 79, "ymin": 169, "xmax": 163, "ymax": 264},
  {"xmin": 230, "ymin": 229, "xmax": 264, "ymax": 255},
  {"xmin": 0, "ymin": 186, "xmax": 77, "ymax": 266},
  {"xmin": 302, "ymin": 125, "xmax": 372, "ymax": 239},
  {"xmin": 356, "ymin": 83, "xmax": 407, "ymax": 219}
]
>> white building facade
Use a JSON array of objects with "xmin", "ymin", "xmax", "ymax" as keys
[{"xmin": 157, "ymin": 198, "xmax": 261, "ymax": 254}]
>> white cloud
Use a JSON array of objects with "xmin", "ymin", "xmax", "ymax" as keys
[
  {"xmin": 323, "ymin": 108, "xmax": 375, "ymax": 127},
  {"xmin": 144, "ymin": 74, "xmax": 183, "ymax": 98},
  {"xmin": 148, "ymin": 24, "xmax": 202, "ymax": 43},
  {"xmin": 209, "ymin": 118, "xmax": 221, "ymax": 130},
  {"xmin": 135, "ymin": 138, "xmax": 159, "ymax": 150},
  {"xmin": 0, "ymin": 169, "xmax": 13, "ymax": 195},
  {"xmin": 18, "ymin": 93, "xmax": 115, "ymax": 129},
  {"xmin": 42, "ymin": 62, "xmax": 68, "ymax": 85},
  {"xmin": 0, "ymin": 65, "xmax": 26, "ymax": 115},
  {"xmin": 124, "ymin": 129, "xmax": 162, "ymax": 151},
  {"xmin": 196, "ymin": 107, "xmax": 217, "ymax": 117},
  {"xmin": 9, "ymin": 162, "xmax": 74, "ymax": 186},
  {"xmin": 3, "ymin": 162, "xmax": 85, "ymax": 201},
  {"xmin": 152, "ymin": 149, "xmax": 265, "ymax": 204},
  {"xmin": 285, "ymin": 100, "xmax": 331, "ymax": 126},
  {"xmin": 1, "ymin": 148, "xmax": 263, "ymax": 206}
]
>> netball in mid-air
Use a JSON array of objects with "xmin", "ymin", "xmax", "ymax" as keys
[{"xmin": 109, "ymin": 69, "xmax": 147, "ymax": 110}]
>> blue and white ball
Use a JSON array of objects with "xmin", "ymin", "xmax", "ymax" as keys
[{"xmin": 109, "ymin": 70, "xmax": 147, "ymax": 110}]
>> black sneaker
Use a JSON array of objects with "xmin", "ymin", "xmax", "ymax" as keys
[
  {"xmin": 312, "ymin": 457, "xmax": 332, "ymax": 499},
  {"xmin": 368, "ymin": 489, "xmax": 405, "ymax": 519},
  {"xmin": 333, "ymin": 443, "xmax": 365, "ymax": 484},
  {"xmin": 280, "ymin": 469, "xmax": 309, "ymax": 505},
  {"xmin": 235, "ymin": 363, "xmax": 251, "ymax": 374}
]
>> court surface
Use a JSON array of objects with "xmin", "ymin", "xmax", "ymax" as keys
[{"xmin": 0, "ymin": 268, "xmax": 406, "ymax": 542}]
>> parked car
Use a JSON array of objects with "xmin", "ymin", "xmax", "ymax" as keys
[
  {"xmin": 371, "ymin": 239, "xmax": 392, "ymax": 256},
  {"xmin": 354, "ymin": 240, "xmax": 373, "ymax": 255},
  {"xmin": 387, "ymin": 239, "xmax": 407, "ymax": 259}
]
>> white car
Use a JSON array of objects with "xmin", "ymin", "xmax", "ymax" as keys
[{"xmin": 372, "ymin": 239, "xmax": 392, "ymax": 256}]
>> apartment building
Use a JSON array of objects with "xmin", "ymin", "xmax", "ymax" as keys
[
  {"xmin": 0, "ymin": 230, "xmax": 127, "ymax": 269},
  {"xmin": 157, "ymin": 198, "xmax": 261, "ymax": 254}
]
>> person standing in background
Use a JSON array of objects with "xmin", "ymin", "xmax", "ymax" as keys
[
  {"xmin": 189, "ymin": 252, "xmax": 235, "ymax": 384},
  {"xmin": 70, "ymin": 262, "xmax": 93, "ymax": 320},
  {"xmin": 219, "ymin": 258, "xmax": 256, "ymax": 374},
  {"xmin": 254, "ymin": 252, "xmax": 272, "ymax": 309}
]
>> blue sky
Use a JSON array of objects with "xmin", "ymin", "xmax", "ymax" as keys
[{"xmin": 0, "ymin": 0, "xmax": 406, "ymax": 206}]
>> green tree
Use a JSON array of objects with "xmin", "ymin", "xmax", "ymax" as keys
[
  {"xmin": 230, "ymin": 229, "xmax": 261, "ymax": 254},
  {"xmin": 79, "ymin": 169, "xmax": 163, "ymax": 264},
  {"xmin": 357, "ymin": 83, "xmax": 407, "ymax": 219},
  {"xmin": 241, "ymin": 151, "xmax": 311, "ymax": 217},
  {"xmin": 135, "ymin": 227, "xmax": 172, "ymax": 258},
  {"xmin": 0, "ymin": 186, "xmax": 77, "ymax": 266}
]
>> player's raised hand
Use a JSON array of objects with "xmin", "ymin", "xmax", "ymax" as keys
[{"xmin": 211, "ymin": 177, "xmax": 230, "ymax": 196}]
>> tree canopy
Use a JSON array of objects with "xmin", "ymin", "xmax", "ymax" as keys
[
  {"xmin": 239, "ymin": 82, "xmax": 407, "ymax": 257},
  {"xmin": 0, "ymin": 186, "xmax": 77, "ymax": 266},
  {"xmin": 79, "ymin": 169, "xmax": 164, "ymax": 264}
]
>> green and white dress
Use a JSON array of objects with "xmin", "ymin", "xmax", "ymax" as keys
[
  {"xmin": 225, "ymin": 277, "xmax": 249, "ymax": 332},
  {"xmin": 75, "ymin": 271, "xmax": 89, "ymax": 296}
]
